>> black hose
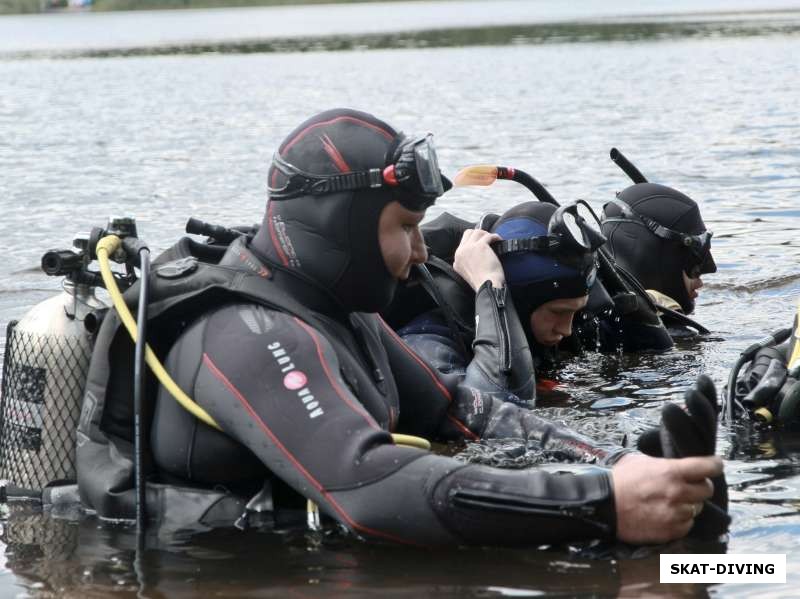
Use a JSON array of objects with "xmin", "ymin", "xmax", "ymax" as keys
[
  {"xmin": 134, "ymin": 247, "xmax": 151, "ymax": 537},
  {"xmin": 610, "ymin": 148, "xmax": 648, "ymax": 184},
  {"xmin": 726, "ymin": 354, "xmax": 749, "ymax": 424},
  {"xmin": 186, "ymin": 217, "xmax": 242, "ymax": 244},
  {"xmin": 655, "ymin": 304, "xmax": 710, "ymax": 335},
  {"xmin": 415, "ymin": 264, "xmax": 471, "ymax": 359}
]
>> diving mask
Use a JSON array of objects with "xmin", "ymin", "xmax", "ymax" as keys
[
  {"xmin": 268, "ymin": 133, "xmax": 450, "ymax": 210},
  {"xmin": 492, "ymin": 202, "xmax": 604, "ymax": 288}
]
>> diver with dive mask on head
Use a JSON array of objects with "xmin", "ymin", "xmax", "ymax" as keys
[{"xmin": 598, "ymin": 149, "xmax": 716, "ymax": 351}]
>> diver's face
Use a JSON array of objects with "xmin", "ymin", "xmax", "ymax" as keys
[
  {"xmin": 529, "ymin": 295, "xmax": 588, "ymax": 347},
  {"xmin": 684, "ymin": 271, "xmax": 704, "ymax": 302},
  {"xmin": 379, "ymin": 200, "xmax": 428, "ymax": 280}
]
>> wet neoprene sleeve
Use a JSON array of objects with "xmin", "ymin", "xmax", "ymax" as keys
[
  {"xmin": 156, "ymin": 303, "xmax": 617, "ymax": 547},
  {"xmin": 470, "ymin": 281, "xmax": 536, "ymax": 402},
  {"xmin": 394, "ymin": 285, "xmax": 627, "ymax": 465}
]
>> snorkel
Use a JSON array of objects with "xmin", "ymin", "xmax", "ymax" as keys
[{"xmin": 454, "ymin": 164, "xmax": 558, "ymax": 206}]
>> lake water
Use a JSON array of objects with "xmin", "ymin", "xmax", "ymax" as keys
[{"xmin": 1, "ymin": 1, "xmax": 800, "ymax": 597}]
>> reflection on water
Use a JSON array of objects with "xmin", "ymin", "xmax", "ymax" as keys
[
  {"xmin": 1, "ymin": 3, "xmax": 800, "ymax": 597},
  {"xmin": 1, "ymin": 501, "xmax": 723, "ymax": 598}
]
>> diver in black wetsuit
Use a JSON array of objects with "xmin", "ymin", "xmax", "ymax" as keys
[
  {"xmin": 599, "ymin": 182, "xmax": 716, "ymax": 349},
  {"xmin": 78, "ymin": 109, "xmax": 725, "ymax": 546}
]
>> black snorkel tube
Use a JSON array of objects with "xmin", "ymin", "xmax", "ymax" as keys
[
  {"xmin": 495, "ymin": 166, "xmax": 559, "ymax": 206},
  {"xmin": 610, "ymin": 147, "xmax": 648, "ymax": 184},
  {"xmin": 458, "ymin": 165, "xmax": 629, "ymax": 297}
]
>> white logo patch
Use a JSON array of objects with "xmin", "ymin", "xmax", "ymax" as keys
[{"xmin": 268, "ymin": 341, "xmax": 324, "ymax": 419}]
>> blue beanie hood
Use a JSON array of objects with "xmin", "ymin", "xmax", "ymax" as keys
[{"xmin": 492, "ymin": 202, "xmax": 595, "ymax": 318}]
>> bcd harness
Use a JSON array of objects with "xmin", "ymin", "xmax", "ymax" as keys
[{"xmin": 76, "ymin": 236, "xmax": 407, "ymax": 525}]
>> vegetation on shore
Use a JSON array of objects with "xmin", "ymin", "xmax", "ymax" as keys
[
  {"xmin": 0, "ymin": 0, "xmax": 405, "ymax": 15},
  {"xmin": 0, "ymin": 0, "xmax": 38, "ymax": 14},
  {"xmin": 10, "ymin": 18, "xmax": 800, "ymax": 60}
]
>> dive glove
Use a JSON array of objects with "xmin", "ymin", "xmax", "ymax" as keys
[{"xmin": 637, "ymin": 374, "xmax": 730, "ymax": 539}]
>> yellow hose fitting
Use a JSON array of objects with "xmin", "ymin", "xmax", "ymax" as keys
[
  {"xmin": 96, "ymin": 234, "xmax": 122, "ymax": 257},
  {"xmin": 391, "ymin": 433, "xmax": 431, "ymax": 451},
  {"xmin": 753, "ymin": 407, "xmax": 773, "ymax": 424}
]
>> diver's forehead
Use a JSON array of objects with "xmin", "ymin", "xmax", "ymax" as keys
[{"xmin": 548, "ymin": 295, "xmax": 589, "ymax": 311}]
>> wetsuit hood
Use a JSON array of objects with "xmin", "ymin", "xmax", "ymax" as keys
[
  {"xmin": 601, "ymin": 182, "xmax": 716, "ymax": 314},
  {"xmin": 252, "ymin": 108, "xmax": 431, "ymax": 313},
  {"xmin": 491, "ymin": 202, "xmax": 595, "ymax": 321}
]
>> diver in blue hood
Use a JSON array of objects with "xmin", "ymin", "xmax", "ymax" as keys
[{"xmin": 394, "ymin": 201, "xmax": 604, "ymax": 385}]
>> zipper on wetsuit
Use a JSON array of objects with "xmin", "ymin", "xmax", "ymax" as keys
[
  {"xmin": 450, "ymin": 490, "xmax": 610, "ymax": 535},
  {"xmin": 451, "ymin": 490, "xmax": 601, "ymax": 520},
  {"xmin": 490, "ymin": 284, "xmax": 512, "ymax": 375}
]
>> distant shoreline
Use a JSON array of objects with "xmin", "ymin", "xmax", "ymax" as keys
[
  {"xmin": 6, "ymin": 16, "xmax": 800, "ymax": 60},
  {"xmin": 1, "ymin": 0, "xmax": 423, "ymax": 16}
]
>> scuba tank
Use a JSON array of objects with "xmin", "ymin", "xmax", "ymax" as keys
[{"xmin": 0, "ymin": 219, "xmax": 137, "ymax": 493}]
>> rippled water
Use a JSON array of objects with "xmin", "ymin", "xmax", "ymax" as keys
[{"xmin": 2, "ymin": 3, "xmax": 800, "ymax": 597}]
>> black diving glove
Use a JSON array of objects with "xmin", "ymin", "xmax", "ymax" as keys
[{"xmin": 637, "ymin": 374, "xmax": 730, "ymax": 539}]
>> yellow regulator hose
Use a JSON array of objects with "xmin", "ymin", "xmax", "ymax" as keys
[
  {"xmin": 97, "ymin": 234, "xmax": 430, "ymax": 529},
  {"xmin": 96, "ymin": 235, "xmax": 222, "ymax": 430}
]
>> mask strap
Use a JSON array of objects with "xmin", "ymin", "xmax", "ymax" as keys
[{"xmin": 605, "ymin": 198, "xmax": 697, "ymax": 245}]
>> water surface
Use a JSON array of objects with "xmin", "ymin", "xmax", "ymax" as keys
[{"xmin": 1, "ymin": 3, "xmax": 800, "ymax": 597}]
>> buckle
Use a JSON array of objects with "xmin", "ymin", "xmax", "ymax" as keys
[{"xmin": 368, "ymin": 168, "xmax": 383, "ymax": 188}]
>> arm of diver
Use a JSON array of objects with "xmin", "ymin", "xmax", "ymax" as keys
[
  {"xmin": 380, "ymin": 312, "xmax": 626, "ymax": 464},
  {"xmin": 469, "ymin": 281, "xmax": 536, "ymax": 403},
  {"xmin": 179, "ymin": 305, "xmax": 617, "ymax": 546}
]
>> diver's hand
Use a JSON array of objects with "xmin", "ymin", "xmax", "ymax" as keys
[
  {"xmin": 636, "ymin": 374, "xmax": 731, "ymax": 538},
  {"xmin": 612, "ymin": 453, "xmax": 721, "ymax": 544},
  {"xmin": 453, "ymin": 229, "xmax": 505, "ymax": 291}
]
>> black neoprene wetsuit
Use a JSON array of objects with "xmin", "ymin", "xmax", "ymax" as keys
[{"xmin": 149, "ymin": 240, "xmax": 625, "ymax": 547}]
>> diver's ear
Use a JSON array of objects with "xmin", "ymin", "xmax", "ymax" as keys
[{"xmin": 477, "ymin": 213, "xmax": 500, "ymax": 231}]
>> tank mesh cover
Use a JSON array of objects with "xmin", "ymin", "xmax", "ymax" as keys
[{"xmin": 0, "ymin": 321, "xmax": 91, "ymax": 489}]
